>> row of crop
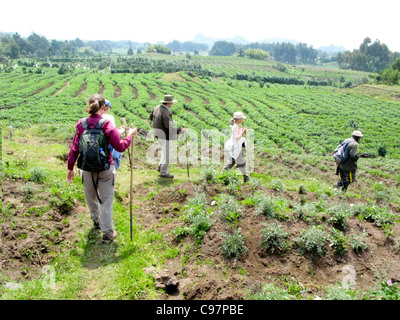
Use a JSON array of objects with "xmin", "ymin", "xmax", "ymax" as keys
[{"xmin": 2, "ymin": 69, "xmax": 399, "ymax": 157}]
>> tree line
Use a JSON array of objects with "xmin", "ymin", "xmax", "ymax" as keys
[
  {"xmin": 337, "ymin": 37, "xmax": 400, "ymax": 73},
  {"xmin": 209, "ymin": 40, "xmax": 319, "ymax": 65}
]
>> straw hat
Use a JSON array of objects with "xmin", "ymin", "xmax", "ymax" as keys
[
  {"xmin": 233, "ymin": 111, "xmax": 246, "ymax": 119},
  {"xmin": 352, "ymin": 130, "xmax": 364, "ymax": 138}
]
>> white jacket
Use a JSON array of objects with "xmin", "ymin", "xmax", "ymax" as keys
[{"xmin": 225, "ymin": 124, "xmax": 246, "ymax": 159}]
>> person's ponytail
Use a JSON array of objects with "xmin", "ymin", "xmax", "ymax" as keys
[
  {"xmin": 87, "ymin": 93, "xmax": 105, "ymax": 114},
  {"xmin": 229, "ymin": 118, "xmax": 235, "ymax": 126}
]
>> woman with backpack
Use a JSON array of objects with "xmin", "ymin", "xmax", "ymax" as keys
[
  {"xmin": 222, "ymin": 111, "xmax": 250, "ymax": 183},
  {"xmin": 66, "ymin": 93, "xmax": 137, "ymax": 243}
]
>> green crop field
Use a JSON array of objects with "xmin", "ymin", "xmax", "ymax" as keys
[{"xmin": 1, "ymin": 55, "xmax": 399, "ymax": 157}]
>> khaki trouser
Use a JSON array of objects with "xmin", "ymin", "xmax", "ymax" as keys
[
  {"xmin": 82, "ymin": 165, "xmax": 116, "ymax": 236},
  {"xmin": 159, "ymin": 139, "xmax": 172, "ymax": 175}
]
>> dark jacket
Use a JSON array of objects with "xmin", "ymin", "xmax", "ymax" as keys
[
  {"xmin": 150, "ymin": 104, "xmax": 181, "ymax": 140},
  {"xmin": 338, "ymin": 139, "xmax": 360, "ymax": 171}
]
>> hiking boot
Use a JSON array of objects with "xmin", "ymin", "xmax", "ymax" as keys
[
  {"xmin": 160, "ymin": 173, "xmax": 174, "ymax": 179},
  {"xmin": 102, "ymin": 230, "xmax": 117, "ymax": 243},
  {"xmin": 93, "ymin": 220, "xmax": 100, "ymax": 229},
  {"xmin": 243, "ymin": 175, "xmax": 250, "ymax": 183}
]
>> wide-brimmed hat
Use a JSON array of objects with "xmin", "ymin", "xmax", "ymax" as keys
[
  {"xmin": 352, "ymin": 130, "xmax": 364, "ymax": 138},
  {"xmin": 105, "ymin": 99, "xmax": 112, "ymax": 108},
  {"xmin": 160, "ymin": 94, "xmax": 177, "ymax": 104},
  {"xmin": 233, "ymin": 111, "xmax": 246, "ymax": 119}
]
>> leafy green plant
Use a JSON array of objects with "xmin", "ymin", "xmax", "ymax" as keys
[
  {"xmin": 329, "ymin": 227, "xmax": 348, "ymax": 256},
  {"xmin": 280, "ymin": 275, "xmax": 306, "ymax": 298},
  {"xmin": 28, "ymin": 167, "xmax": 48, "ymax": 184},
  {"xmin": 190, "ymin": 214, "xmax": 214, "ymax": 244},
  {"xmin": 201, "ymin": 167, "xmax": 217, "ymax": 183},
  {"xmin": 173, "ymin": 226, "xmax": 191, "ymax": 241},
  {"xmin": 220, "ymin": 228, "xmax": 248, "ymax": 260},
  {"xmin": 217, "ymin": 170, "xmax": 240, "ymax": 186},
  {"xmin": 245, "ymin": 283, "xmax": 295, "ymax": 300},
  {"xmin": 260, "ymin": 222, "xmax": 291, "ymax": 254},
  {"xmin": 328, "ymin": 205, "xmax": 351, "ymax": 230},
  {"xmin": 217, "ymin": 194, "xmax": 243, "ymax": 225},
  {"xmin": 270, "ymin": 179, "xmax": 284, "ymax": 192},
  {"xmin": 253, "ymin": 193, "xmax": 276, "ymax": 218},
  {"xmin": 353, "ymin": 203, "xmax": 395, "ymax": 227},
  {"xmin": 350, "ymin": 232, "xmax": 369, "ymax": 254},
  {"xmin": 298, "ymin": 184, "xmax": 307, "ymax": 195},
  {"xmin": 295, "ymin": 225, "xmax": 328, "ymax": 260},
  {"xmin": 371, "ymin": 280, "xmax": 400, "ymax": 300},
  {"xmin": 21, "ymin": 182, "xmax": 36, "ymax": 199},
  {"xmin": 323, "ymin": 282, "xmax": 357, "ymax": 300}
]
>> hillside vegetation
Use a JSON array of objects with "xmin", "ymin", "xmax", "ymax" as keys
[{"xmin": 1, "ymin": 55, "xmax": 400, "ymax": 300}]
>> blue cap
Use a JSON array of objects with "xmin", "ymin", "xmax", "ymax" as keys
[{"xmin": 105, "ymin": 99, "xmax": 112, "ymax": 108}]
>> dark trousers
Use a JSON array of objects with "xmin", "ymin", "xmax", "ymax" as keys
[{"xmin": 336, "ymin": 168, "xmax": 356, "ymax": 192}]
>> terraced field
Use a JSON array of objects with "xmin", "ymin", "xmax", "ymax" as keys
[{"xmin": 1, "ymin": 60, "xmax": 399, "ymax": 158}]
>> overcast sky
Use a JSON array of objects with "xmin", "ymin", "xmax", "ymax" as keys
[{"xmin": 1, "ymin": 0, "xmax": 399, "ymax": 51}]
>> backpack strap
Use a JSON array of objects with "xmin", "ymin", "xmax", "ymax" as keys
[
  {"xmin": 95, "ymin": 118, "xmax": 107, "ymax": 129},
  {"xmin": 81, "ymin": 117, "xmax": 88, "ymax": 130}
]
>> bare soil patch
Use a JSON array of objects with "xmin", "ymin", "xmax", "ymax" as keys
[
  {"xmin": 114, "ymin": 85, "xmax": 122, "ymax": 98},
  {"xmin": 1, "ymin": 179, "xmax": 83, "ymax": 282},
  {"xmin": 74, "ymin": 83, "xmax": 87, "ymax": 97},
  {"xmin": 53, "ymin": 81, "xmax": 70, "ymax": 96}
]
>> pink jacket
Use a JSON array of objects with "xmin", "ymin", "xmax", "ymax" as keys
[{"xmin": 67, "ymin": 114, "xmax": 132, "ymax": 170}]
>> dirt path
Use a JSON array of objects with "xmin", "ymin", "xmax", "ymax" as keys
[{"xmin": 53, "ymin": 81, "xmax": 71, "ymax": 96}]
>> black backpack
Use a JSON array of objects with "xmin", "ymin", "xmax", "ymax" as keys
[{"xmin": 77, "ymin": 118, "xmax": 110, "ymax": 172}]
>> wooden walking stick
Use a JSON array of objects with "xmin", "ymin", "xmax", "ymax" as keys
[
  {"xmin": 129, "ymin": 124, "xmax": 135, "ymax": 242},
  {"xmin": 183, "ymin": 126, "xmax": 189, "ymax": 180},
  {"xmin": 121, "ymin": 117, "xmax": 131, "ymax": 167}
]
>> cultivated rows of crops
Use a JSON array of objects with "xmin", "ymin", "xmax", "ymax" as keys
[{"xmin": 1, "ymin": 65, "xmax": 400, "ymax": 157}]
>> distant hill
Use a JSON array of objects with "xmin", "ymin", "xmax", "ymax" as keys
[
  {"xmin": 317, "ymin": 45, "xmax": 346, "ymax": 55},
  {"xmin": 257, "ymin": 37, "xmax": 299, "ymax": 45},
  {"xmin": 192, "ymin": 34, "xmax": 249, "ymax": 46}
]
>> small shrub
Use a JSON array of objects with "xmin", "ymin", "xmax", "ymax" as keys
[
  {"xmin": 378, "ymin": 145, "xmax": 387, "ymax": 157},
  {"xmin": 201, "ymin": 167, "xmax": 217, "ymax": 183},
  {"xmin": 28, "ymin": 167, "xmax": 48, "ymax": 184},
  {"xmin": 328, "ymin": 205, "xmax": 351, "ymax": 230},
  {"xmin": 261, "ymin": 222, "xmax": 291, "ymax": 254},
  {"xmin": 323, "ymin": 283, "xmax": 357, "ymax": 300},
  {"xmin": 218, "ymin": 170, "xmax": 240, "ymax": 186},
  {"xmin": 270, "ymin": 179, "xmax": 284, "ymax": 192},
  {"xmin": 353, "ymin": 204, "xmax": 395, "ymax": 227},
  {"xmin": 298, "ymin": 185, "xmax": 307, "ymax": 195},
  {"xmin": 254, "ymin": 193, "xmax": 276, "ymax": 218},
  {"xmin": 190, "ymin": 214, "xmax": 213, "ymax": 244},
  {"xmin": 173, "ymin": 226, "xmax": 191, "ymax": 241},
  {"xmin": 329, "ymin": 227, "xmax": 348, "ymax": 256},
  {"xmin": 370, "ymin": 280, "xmax": 400, "ymax": 300},
  {"xmin": 245, "ymin": 283, "xmax": 295, "ymax": 300},
  {"xmin": 295, "ymin": 225, "xmax": 328, "ymax": 260},
  {"xmin": 350, "ymin": 233, "xmax": 369, "ymax": 254},
  {"xmin": 220, "ymin": 228, "xmax": 248, "ymax": 260},
  {"xmin": 217, "ymin": 194, "xmax": 243, "ymax": 224},
  {"xmin": 21, "ymin": 182, "xmax": 36, "ymax": 199}
]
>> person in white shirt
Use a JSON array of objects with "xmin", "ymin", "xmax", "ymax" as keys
[
  {"xmin": 222, "ymin": 111, "xmax": 250, "ymax": 183},
  {"xmin": 103, "ymin": 99, "xmax": 125, "ymax": 170}
]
